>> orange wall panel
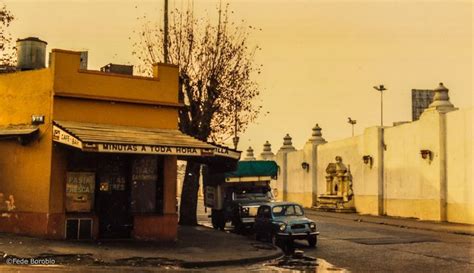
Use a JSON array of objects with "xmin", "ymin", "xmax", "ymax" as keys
[
  {"xmin": 132, "ymin": 214, "xmax": 178, "ymax": 241},
  {"xmin": 50, "ymin": 49, "xmax": 179, "ymax": 105},
  {"xmin": 53, "ymin": 97, "xmax": 178, "ymax": 129},
  {"xmin": 0, "ymin": 69, "xmax": 53, "ymax": 214}
]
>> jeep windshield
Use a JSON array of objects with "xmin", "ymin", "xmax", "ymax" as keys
[{"xmin": 272, "ymin": 204, "xmax": 304, "ymax": 217}]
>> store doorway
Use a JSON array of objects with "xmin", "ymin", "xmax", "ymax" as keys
[{"xmin": 96, "ymin": 155, "xmax": 133, "ymax": 239}]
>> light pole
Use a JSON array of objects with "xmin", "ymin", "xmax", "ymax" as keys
[
  {"xmin": 373, "ymin": 84, "xmax": 387, "ymax": 216},
  {"xmin": 373, "ymin": 85, "xmax": 387, "ymax": 127},
  {"xmin": 347, "ymin": 117, "xmax": 357, "ymax": 137}
]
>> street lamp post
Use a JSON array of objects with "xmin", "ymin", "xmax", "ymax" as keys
[
  {"xmin": 373, "ymin": 85, "xmax": 387, "ymax": 127},
  {"xmin": 373, "ymin": 84, "xmax": 387, "ymax": 216},
  {"xmin": 347, "ymin": 117, "xmax": 357, "ymax": 137}
]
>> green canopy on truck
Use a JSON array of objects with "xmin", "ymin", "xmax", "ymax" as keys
[{"xmin": 225, "ymin": 160, "xmax": 279, "ymax": 179}]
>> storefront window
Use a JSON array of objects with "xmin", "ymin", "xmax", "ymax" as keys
[
  {"xmin": 66, "ymin": 151, "xmax": 164, "ymax": 215},
  {"xmin": 131, "ymin": 155, "xmax": 163, "ymax": 214}
]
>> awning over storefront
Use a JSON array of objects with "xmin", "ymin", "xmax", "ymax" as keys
[
  {"xmin": 52, "ymin": 120, "xmax": 240, "ymax": 160},
  {"xmin": 0, "ymin": 126, "xmax": 38, "ymax": 136},
  {"xmin": 0, "ymin": 125, "xmax": 39, "ymax": 144}
]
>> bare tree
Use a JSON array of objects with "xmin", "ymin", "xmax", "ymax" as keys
[
  {"xmin": 133, "ymin": 3, "xmax": 262, "ymax": 225},
  {"xmin": 0, "ymin": 4, "xmax": 15, "ymax": 67}
]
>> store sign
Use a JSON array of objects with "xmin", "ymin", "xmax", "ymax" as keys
[
  {"xmin": 66, "ymin": 172, "xmax": 95, "ymax": 212},
  {"xmin": 97, "ymin": 143, "xmax": 202, "ymax": 156},
  {"xmin": 204, "ymin": 186, "xmax": 216, "ymax": 208},
  {"xmin": 94, "ymin": 143, "xmax": 241, "ymax": 159},
  {"xmin": 214, "ymin": 147, "xmax": 241, "ymax": 159},
  {"xmin": 52, "ymin": 125, "xmax": 82, "ymax": 149}
]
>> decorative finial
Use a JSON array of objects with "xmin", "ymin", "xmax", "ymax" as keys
[
  {"xmin": 283, "ymin": 134, "xmax": 292, "ymax": 145},
  {"xmin": 244, "ymin": 146, "xmax": 256, "ymax": 161},
  {"xmin": 428, "ymin": 82, "xmax": 455, "ymax": 112},
  {"xmin": 280, "ymin": 134, "xmax": 296, "ymax": 152},
  {"xmin": 308, "ymin": 123, "xmax": 327, "ymax": 145},
  {"xmin": 313, "ymin": 124, "xmax": 322, "ymax": 137},
  {"xmin": 260, "ymin": 141, "xmax": 275, "ymax": 160}
]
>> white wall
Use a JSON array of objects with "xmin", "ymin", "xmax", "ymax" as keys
[
  {"xmin": 255, "ymin": 107, "xmax": 472, "ymax": 224},
  {"xmin": 285, "ymin": 145, "xmax": 314, "ymax": 207},
  {"xmin": 446, "ymin": 107, "xmax": 473, "ymax": 224},
  {"xmin": 317, "ymin": 127, "xmax": 380, "ymax": 215},
  {"xmin": 384, "ymin": 110, "xmax": 441, "ymax": 220}
]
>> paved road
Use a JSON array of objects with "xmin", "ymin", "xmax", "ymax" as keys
[
  {"xmin": 197, "ymin": 199, "xmax": 473, "ymax": 272},
  {"xmin": 198, "ymin": 200, "xmax": 473, "ymax": 272},
  {"xmin": 296, "ymin": 210, "xmax": 474, "ymax": 272}
]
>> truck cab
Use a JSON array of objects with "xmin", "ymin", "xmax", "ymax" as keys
[{"xmin": 204, "ymin": 160, "xmax": 278, "ymax": 230}]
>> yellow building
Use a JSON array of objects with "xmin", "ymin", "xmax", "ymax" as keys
[{"xmin": 0, "ymin": 39, "xmax": 239, "ymax": 240}]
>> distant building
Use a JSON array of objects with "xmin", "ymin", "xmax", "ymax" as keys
[
  {"xmin": 412, "ymin": 89, "xmax": 434, "ymax": 121},
  {"xmin": 100, "ymin": 63, "xmax": 133, "ymax": 75},
  {"xmin": 0, "ymin": 65, "xmax": 16, "ymax": 74},
  {"xmin": 80, "ymin": 51, "xmax": 88, "ymax": 69}
]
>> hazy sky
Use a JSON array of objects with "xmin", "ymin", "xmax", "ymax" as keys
[{"xmin": 4, "ymin": 0, "xmax": 472, "ymax": 153}]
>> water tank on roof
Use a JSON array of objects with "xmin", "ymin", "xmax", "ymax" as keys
[{"xmin": 16, "ymin": 37, "xmax": 47, "ymax": 71}]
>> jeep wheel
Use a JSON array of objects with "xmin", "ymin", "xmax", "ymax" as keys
[
  {"xmin": 271, "ymin": 234, "xmax": 277, "ymax": 245},
  {"xmin": 308, "ymin": 235, "xmax": 317, "ymax": 247},
  {"xmin": 271, "ymin": 234, "xmax": 281, "ymax": 246}
]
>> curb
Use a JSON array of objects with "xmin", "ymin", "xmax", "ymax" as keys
[
  {"xmin": 307, "ymin": 210, "xmax": 474, "ymax": 236},
  {"xmin": 180, "ymin": 249, "xmax": 284, "ymax": 268},
  {"xmin": 179, "ymin": 224, "xmax": 285, "ymax": 268}
]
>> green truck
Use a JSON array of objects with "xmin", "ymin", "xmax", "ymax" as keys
[{"xmin": 204, "ymin": 160, "xmax": 279, "ymax": 230}]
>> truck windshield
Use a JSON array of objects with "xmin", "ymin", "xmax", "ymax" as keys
[{"xmin": 232, "ymin": 188, "xmax": 272, "ymax": 201}]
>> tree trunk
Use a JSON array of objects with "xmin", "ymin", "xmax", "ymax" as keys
[{"xmin": 179, "ymin": 161, "xmax": 201, "ymax": 225}]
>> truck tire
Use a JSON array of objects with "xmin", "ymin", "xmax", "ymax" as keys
[
  {"xmin": 211, "ymin": 209, "xmax": 219, "ymax": 229},
  {"xmin": 232, "ymin": 217, "xmax": 244, "ymax": 234},
  {"xmin": 217, "ymin": 214, "xmax": 226, "ymax": 230},
  {"xmin": 211, "ymin": 209, "xmax": 225, "ymax": 230}
]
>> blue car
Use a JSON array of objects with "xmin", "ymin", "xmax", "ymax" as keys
[{"xmin": 254, "ymin": 202, "xmax": 319, "ymax": 247}]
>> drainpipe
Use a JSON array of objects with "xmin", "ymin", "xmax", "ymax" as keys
[
  {"xmin": 439, "ymin": 114, "xmax": 447, "ymax": 221},
  {"xmin": 378, "ymin": 127, "xmax": 385, "ymax": 216}
]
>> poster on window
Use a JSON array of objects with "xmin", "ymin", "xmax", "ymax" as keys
[
  {"xmin": 131, "ymin": 156, "xmax": 158, "ymax": 213},
  {"xmin": 66, "ymin": 172, "xmax": 95, "ymax": 212}
]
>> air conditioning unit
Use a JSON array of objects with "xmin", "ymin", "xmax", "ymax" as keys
[{"xmin": 65, "ymin": 218, "xmax": 93, "ymax": 240}]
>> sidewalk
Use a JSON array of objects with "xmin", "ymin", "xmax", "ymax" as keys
[
  {"xmin": 307, "ymin": 209, "xmax": 474, "ymax": 236},
  {"xmin": 0, "ymin": 225, "xmax": 282, "ymax": 270}
]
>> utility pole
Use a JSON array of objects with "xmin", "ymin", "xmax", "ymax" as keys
[
  {"xmin": 163, "ymin": 0, "xmax": 169, "ymax": 63},
  {"xmin": 347, "ymin": 117, "xmax": 357, "ymax": 137},
  {"xmin": 232, "ymin": 99, "xmax": 239, "ymax": 150}
]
